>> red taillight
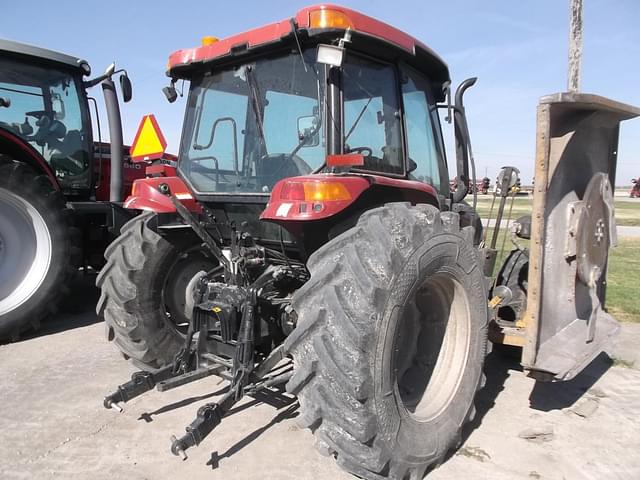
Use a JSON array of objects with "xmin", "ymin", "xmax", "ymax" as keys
[
  {"xmin": 280, "ymin": 181, "xmax": 306, "ymax": 200},
  {"xmin": 326, "ymin": 153, "xmax": 365, "ymax": 168}
]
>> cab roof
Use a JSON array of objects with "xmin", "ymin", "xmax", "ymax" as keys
[
  {"xmin": 167, "ymin": 4, "xmax": 449, "ymax": 88},
  {"xmin": 0, "ymin": 38, "xmax": 90, "ymax": 74}
]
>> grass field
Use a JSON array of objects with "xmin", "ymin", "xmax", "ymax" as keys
[
  {"xmin": 474, "ymin": 195, "xmax": 640, "ymax": 227},
  {"xmin": 613, "ymin": 201, "xmax": 640, "ymax": 227},
  {"xmin": 475, "ymin": 194, "xmax": 640, "ymax": 322},
  {"xmin": 607, "ymin": 238, "xmax": 640, "ymax": 322}
]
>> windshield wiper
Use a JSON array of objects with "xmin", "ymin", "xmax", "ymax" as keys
[
  {"xmin": 343, "ymin": 69, "xmax": 376, "ymax": 145},
  {"xmin": 344, "ymin": 96, "xmax": 373, "ymax": 143},
  {"xmin": 245, "ymin": 66, "xmax": 267, "ymax": 154}
]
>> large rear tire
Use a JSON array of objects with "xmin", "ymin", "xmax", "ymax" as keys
[
  {"xmin": 0, "ymin": 158, "xmax": 79, "ymax": 340},
  {"xmin": 285, "ymin": 203, "xmax": 488, "ymax": 479},
  {"xmin": 96, "ymin": 211, "xmax": 215, "ymax": 369}
]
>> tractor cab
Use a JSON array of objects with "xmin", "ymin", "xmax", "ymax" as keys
[
  {"xmin": 0, "ymin": 41, "xmax": 94, "ymax": 195},
  {"xmin": 176, "ymin": 46, "xmax": 449, "ymax": 197},
  {"xmin": 0, "ymin": 39, "xmax": 134, "ymax": 200},
  {"xmin": 138, "ymin": 5, "xmax": 468, "ymax": 253}
]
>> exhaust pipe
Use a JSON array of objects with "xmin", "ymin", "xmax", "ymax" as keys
[
  {"xmin": 102, "ymin": 78, "xmax": 123, "ymax": 202},
  {"xmin": 452, "ymin": 77, "xmax": 477, "ymax": 204}
]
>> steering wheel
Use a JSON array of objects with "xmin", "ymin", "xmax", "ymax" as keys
[
  {"xmin": 346, "ymin": 146, "xmax": 373, "ymax": 157},
  {"xmin": 26, "ymin": 110, "xmax": 48, "ymax": 120}
]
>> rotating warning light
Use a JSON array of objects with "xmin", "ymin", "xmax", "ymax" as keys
[
  {"xmin": 201, "ymin": 36, "xmax": 219, "ymax": 46},
  {"xmin": 309, "ymin": 9, "xmax": 355, "ymax": 29}
]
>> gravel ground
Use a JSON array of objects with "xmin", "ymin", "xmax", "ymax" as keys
[{"xmin": 1, "ymin": 276, "xmax": 639, "ymax": 480}]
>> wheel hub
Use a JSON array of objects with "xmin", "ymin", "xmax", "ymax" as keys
[
  {"xmin": 162, "ymin": 249, "xmax": 217, "ymax": 335},
  {"xmin": 394, "ymin": 273, "xmax": 472, "ymax": 422},
  {"xmin": 0, "ymin": 189, "xmax": 52, "ymax": 316}
]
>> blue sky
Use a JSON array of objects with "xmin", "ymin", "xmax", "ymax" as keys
[{"xmin": 3, "ymin": 0, "xmax": 639, "ymax": 183}]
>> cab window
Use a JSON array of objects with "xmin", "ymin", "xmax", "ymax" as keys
[
  {"xmin": 400, "ymin": 65, "xmax": 446, "ymax": 192},
  {"xmin": 343, "ymin": 55, "xmax": 403, "ymax": 175},
  {"xmin": 189, "ymin": 85, "xmax": 248, "ymax": 176},
  {"xmin": 0, "ymin": 57, "xmax": 91, "ymax": 188},
  {"xmin": 263, "ymin": 90, "xmax": 324, "ymax": 169}
]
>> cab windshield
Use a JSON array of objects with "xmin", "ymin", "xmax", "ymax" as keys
[
  {"xmin": 0, "ymin": 57, "xmax": 92, "ymax": 190},
  {"xmin": 179, "ymin": 49, "xmax": 325, "ymax": 194}
]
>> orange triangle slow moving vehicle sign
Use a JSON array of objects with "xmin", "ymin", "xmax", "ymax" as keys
[{"xmin": 130, "ymin": 114, "xmax": 167, "ymax": 162}]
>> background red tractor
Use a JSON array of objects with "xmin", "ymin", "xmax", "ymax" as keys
[
  {"xmin": 0, "ymin": 39, "xmax": 147, "ymax": 339},
  {"xmin": 96, "ymin": 5, "xmax": 638, "ymax": 479},
  {"xmin": 631, "ymin": 178, "xmax": 640, "ymax": 197}
]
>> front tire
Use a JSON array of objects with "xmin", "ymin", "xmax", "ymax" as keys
[
  {"xmin": 285, "ymin": 203, "xmax": 488, "ymax": 479},
  {"xmin": 96, "ymin": 211, "xmax": 215, "ymax": 369}
]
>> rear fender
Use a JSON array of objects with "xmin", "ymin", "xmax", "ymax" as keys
[
  {"xmin": 261, "ymin": 174, "xmax": 439, "ymax": 222},
  {"xmin": 0, "ymin": 127, "xmax": 60, "ymax": 190},
  {"xmin": 123, "ymin": 176, "xmax": 201, "ymax": 213},
  {"xmin": 260, "ymin": 173, "xmax": 440, "ymax": 242}
]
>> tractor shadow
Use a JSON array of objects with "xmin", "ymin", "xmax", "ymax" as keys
[
  {"xmin": 458, "ymin": 347, "xmax": 613, "ymax": 451},
  {"xmin": 136, "ymin": 380, "xmax": 298, "ymax": 468},
  {"xmin": 137, "ymin": 384, "xmax": 232, "ymax": 423},
  {"xmin": 528, "ymin": 352, "xmax": 613, "ymax": 411},
  {"xmin": 137, "ymin": 383, "xmax": 296, "ymax": 423},
  {"xmin": 3, "ymin": 271, "xmax": 101, "ymax": 345},
  {"xmin": 207, "ymin": 396, "xmax": 300, "ymax": 470},
  {"xmin": 459, "ymin": 348, "xmax": 519, "ymax": 447}
]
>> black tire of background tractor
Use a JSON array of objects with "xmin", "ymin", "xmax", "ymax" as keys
[
  {"xmin": 285, "ymin": 203, "xmax": 488, "ymax": 480},
  {"xmin": 96, "ymin": 211, "xmax": 215, "ymax": 370},
  {"xmin": 0, "ymin": 158, "xmax": 79, "ymax": 340},
  {"xmin": 493, "ymin": 248, "xmax": 529, "ymax": 323}
]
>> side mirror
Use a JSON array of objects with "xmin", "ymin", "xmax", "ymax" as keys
[
  {"xmin": 297, "ymin": 115, "xmax": 320, "ymax": 147},
  {"xmin": 51, "ymin": 94, "xmax": 66, "ymax": 120},
  {"xmin": 163, "ymin": 85, "xmax": 178, "ymax": 103},
  {"xmin": 120, "ymin": 74, "xmax": 132, "ymax": 103},
  {"xmin": 442, "ymin": 81, "xmax": 452, "ymax": 123}
]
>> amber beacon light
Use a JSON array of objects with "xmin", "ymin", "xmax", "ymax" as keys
[{"xmin": 309, "ymin": 8, "xmax": 355, "ymax": 29}]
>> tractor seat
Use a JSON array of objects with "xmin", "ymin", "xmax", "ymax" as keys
[
  {"xmin": 256, "ymin": 154, "xmax": 310, "ymax": 190},
  {"xmin": 49, "ymin": 130, "xmax": 87, "ymax": 175}
]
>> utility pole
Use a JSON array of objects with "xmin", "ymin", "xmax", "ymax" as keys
[{"xmin": 568, "ymin": 0, "xmax": 583, "ymax": 92}]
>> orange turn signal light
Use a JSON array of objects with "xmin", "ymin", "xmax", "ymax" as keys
[
  {"xmin": 280, "ymin": 180, "xmax": 352, "ymax": 202},
  {"xmin": 309, "ymin": 9, "xmax": 355, "ymax": 29},
  {"xmin": 303, "ymin": 181, "xmax": 352, "ymax": 201}
]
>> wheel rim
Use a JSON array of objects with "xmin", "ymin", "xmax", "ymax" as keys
[
  {"xmin": 0, "ymin": 188, "xmax": 52, "ymax": 316},
  {"xmin": 394, "ymin": 273, "xmax": 472, "ymax": 422},
  {"xmin": 161, "ymin": 248, "xmax": 216, "ymax": 335}
]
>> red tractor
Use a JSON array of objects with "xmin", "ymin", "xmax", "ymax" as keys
[
  {"xmin": 0, "ymin": 39, "xmax": 144, "ymax": 339},
  {"xmin": 98, "ymin": 5, "xmax": 638, "ymax": 478},
  {"xmin": 631, "ymin": 178, "xmax": 640, "ymax": 197}
]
